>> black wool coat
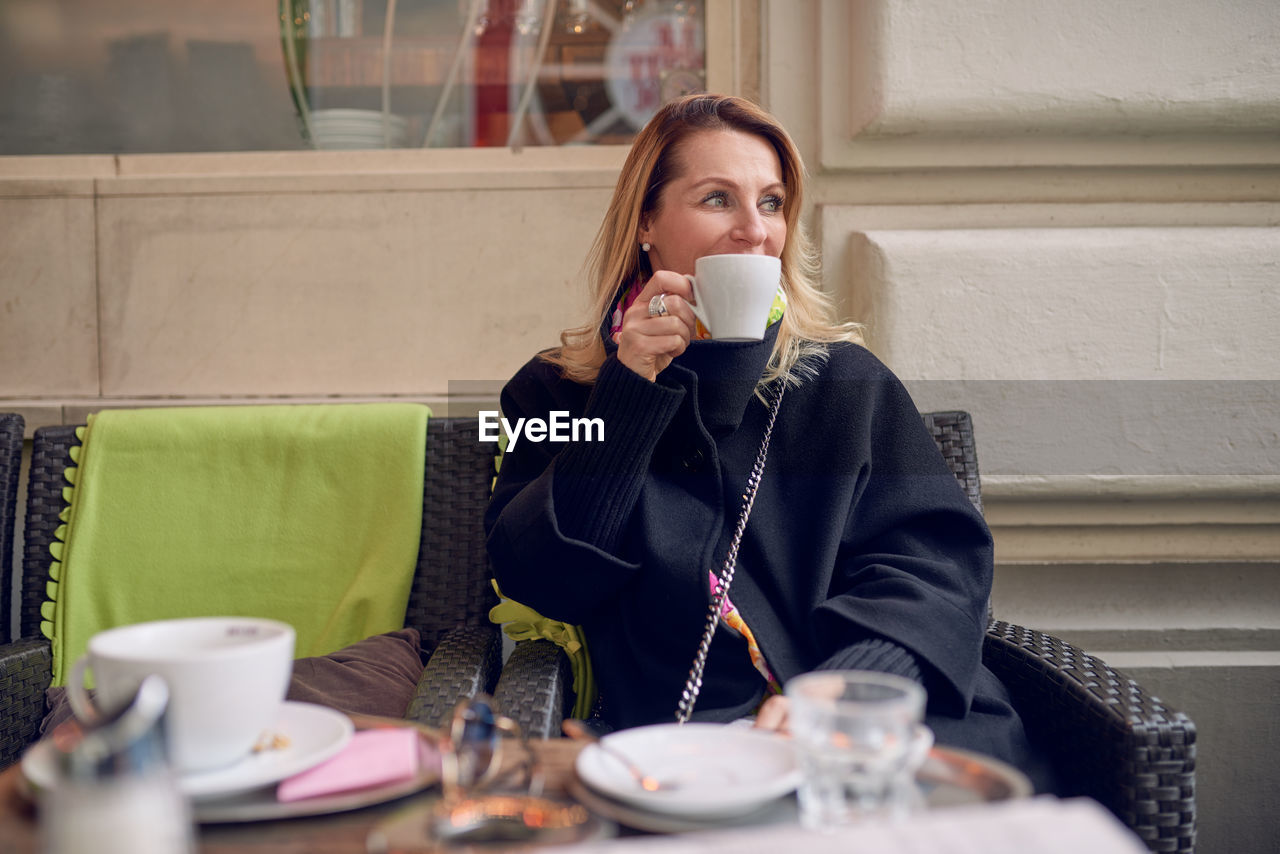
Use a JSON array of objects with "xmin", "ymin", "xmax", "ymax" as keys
[{"xmin": 485, "ymin": 326, "xmax": 1055, "ymax": 791}]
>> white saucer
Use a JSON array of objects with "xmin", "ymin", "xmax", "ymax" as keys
[
  {"xmin": 181, "ymin": 702, "xmax": 353, "ymax": 798},
  {"xmin": 575, "ymin": 722, "xmax": 800, "ymax": 819},
  {"xmin": 23, "ymin": 701, "xmax": 354, "ymax": 801},
  {"xmin": 193, "ymin": 722, "xmax": 439, "ymax": 823}
]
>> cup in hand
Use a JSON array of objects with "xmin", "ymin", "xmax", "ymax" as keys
[
  {"xmin": 786, "ymin": 670, "xmax": 930, "ymax": 830},
  {"xmin": 67, "ymin": 617, "xmax": 295, "ymax": 774},
  {"xmin": 683, "ymin": 254, "xmax": 781, "ymax": 341}
]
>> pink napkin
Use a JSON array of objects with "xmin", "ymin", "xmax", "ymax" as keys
[{"xmin": 277, "ymin": 727, "xmax": 432, "ymax": 803}]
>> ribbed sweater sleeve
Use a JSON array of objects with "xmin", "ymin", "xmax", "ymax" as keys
[
  {"xmin": 817, "ymin": 637, "xmax": 924, "ymax": 683},
  {"xmin": 550, "ymin": 355, "xmax": 684, "ymax": 551}
]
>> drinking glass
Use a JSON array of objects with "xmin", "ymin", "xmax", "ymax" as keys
[{"xmin": 786, "ymin": 670, "xmax": 928, "ymax": 830}]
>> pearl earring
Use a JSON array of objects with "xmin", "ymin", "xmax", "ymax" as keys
[{"xmin": 641, "ymin": 242, "xmax": 651, "ymax": 252}]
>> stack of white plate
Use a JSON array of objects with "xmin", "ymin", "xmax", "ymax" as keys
[
  {"xmin": 572, "ymin": 722, "xmax": 802, "ymax": 831},
  {"xmin": 309, "ymin": 108, "xmax": 410, "ymax": 150}
]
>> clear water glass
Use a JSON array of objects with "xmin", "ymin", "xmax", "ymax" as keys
[{"xmin": 786, "ymin": 670, "xmax": 928, "ymax": 830}]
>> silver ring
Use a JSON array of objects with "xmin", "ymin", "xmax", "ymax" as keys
[{"xmin": 648, "ymin": 293, "xmax": 669, "ymax": 317}]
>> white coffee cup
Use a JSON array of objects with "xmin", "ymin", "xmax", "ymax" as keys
[
  {"xmin": 684, "ymin": 254, "xmax": 781, "ymax": 341},
  {"xmin": 67, "ymin": 617, "xmax": 295, "ymax": 774}
]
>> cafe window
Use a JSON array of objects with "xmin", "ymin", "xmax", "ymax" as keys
[{"xmin": 0, "ymin": 0, "xmax": 707, "ymax": 154}]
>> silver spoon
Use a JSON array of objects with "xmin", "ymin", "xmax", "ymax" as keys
[{"xmin": 562, "ymin": 719, "xmax": 675, "ymax": 792}]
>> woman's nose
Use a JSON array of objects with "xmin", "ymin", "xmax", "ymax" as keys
[{"xmin": 731, "ymin": 209, "xmax": 768, "ymax": 247}]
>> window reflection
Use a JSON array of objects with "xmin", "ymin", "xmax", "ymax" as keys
[{"xmin": 0, "ymin": 0, "xmax": 705, "ymax": 154}]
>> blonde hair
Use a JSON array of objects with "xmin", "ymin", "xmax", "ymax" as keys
[{"xmin": 543, "ymin": 94, "xmax": 862, "ymax": 387}]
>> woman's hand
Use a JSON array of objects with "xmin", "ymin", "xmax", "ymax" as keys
[
  {"xmin": 753, "ymin": 695, "xmax": 790, "ymax": 735},
  {"xmin": 614, "ymin": 271, "xmax": 698, "ymax": 382}
]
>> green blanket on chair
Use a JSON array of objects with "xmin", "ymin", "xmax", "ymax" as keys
[{"xmin": 42, "ymin": 403, "xmax": 430, "ymax": 685}]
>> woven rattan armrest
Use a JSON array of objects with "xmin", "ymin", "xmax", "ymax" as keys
[
  {"xmin": 405, "ymin": 625, "xmax": 502, "ymax": 729},
  {"xmin": 19, "ymin": 426, "xmax": 77, "ymax": 644},
  {"xmin": 984, "ymin": 621, "xmax": 1196, "ymax": 853},
  {"xmin": 0, "ymin": 639, "xmax": 53, "ymax": 769},
  {"xmin": 0, "ymin": 413, "xmax": 24, "ymax": 644},
  {"xmin": 2, "ymin": 422, "xmax": 73, "ymax": 769},
  {"xmin": 492, "ymin": 638, "xmax": 573, "ymax": 740}
]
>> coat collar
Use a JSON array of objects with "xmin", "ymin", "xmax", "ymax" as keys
[
  {"xmin": 601, "ymin": 316, "xmax": 779, "ymax": 436},
  {"xmin": 668, "ymin": 326, "xmax": 778, "ymax": 435}
]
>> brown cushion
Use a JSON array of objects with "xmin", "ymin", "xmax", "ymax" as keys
[
  {"xmin": 42, "ymin": 628, "xmax": 426, "ymax": 736},
  {"xmin": 286, "ymin": 627, "xmax": 425, "ymax": 718}
]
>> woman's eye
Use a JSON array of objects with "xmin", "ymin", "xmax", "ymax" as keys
[
  {"xmin": 702, "ymin": 191, "xmax": 728, "ymax": 208},
  {"xmin": 761, "ymin": 195, "xmax": 785, "ymax": 213}
]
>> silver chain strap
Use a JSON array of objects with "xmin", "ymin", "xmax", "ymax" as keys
[{"xmin": 675, "ymin": 385, "xmax": 785, "ymax": 724}]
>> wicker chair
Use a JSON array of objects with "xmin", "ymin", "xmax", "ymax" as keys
[
  {"xmin": 0, "ymin": 415, "xmax": 501, "ymax": 769},
  {"xmin": 0, "ymin": 414, "xmax": 24, "ymax": 645},
  {"xmin": 491, "ymin": 411, "xmax": 1197, "ymax": 854}
]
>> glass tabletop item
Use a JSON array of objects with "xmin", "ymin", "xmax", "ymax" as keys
[
  {"xmin": 368, "ymin": 698, "xmax": 610, "ymax": 854},
  {"xmin": 786, "ymin": 671, "xmax": 928, "ymax": 830},
  {"xmin": 368, "ymin": 793, "xmax": 610, "ymax": 853},
  {"xmin": 574, "ymin": 722, "xmax": 800, "ymax": 819}
]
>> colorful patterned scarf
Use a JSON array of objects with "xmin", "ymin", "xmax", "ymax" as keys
[{"xmin": 711, "ymin": 571, "xmax": 783, "ymax": 697}]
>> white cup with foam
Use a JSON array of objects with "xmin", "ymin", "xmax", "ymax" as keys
[{"xmin": 67, "ymin": 617, "xmax": 295, "ymax": 774}]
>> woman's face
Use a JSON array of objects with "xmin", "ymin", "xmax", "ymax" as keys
[{"xmin": 638, "ymin": 129, "xmax": 787, "ymax": 277}]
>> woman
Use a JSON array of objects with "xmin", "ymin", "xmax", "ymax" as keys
[{"xmin": 484, "ymin": 94, "xmax": 1054, "ymax": 790}]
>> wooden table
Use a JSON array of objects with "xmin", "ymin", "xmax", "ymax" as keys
[
  {"xmin": 1, "ymin": 721, "xmax": 1038, "ymax": 854},
  {"xmin": 0, "ymin": 738, "xmax": 585, "ymax": 854},
  {"xmin": 1, "ymin": 750, "xmax": 1154, "ymax": 854}
]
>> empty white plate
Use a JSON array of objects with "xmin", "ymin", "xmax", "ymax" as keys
[{"xmin": 575, "ymin": 722, "xmax": 799, "ymax": 819}]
